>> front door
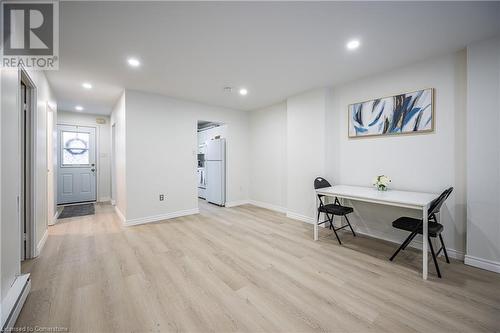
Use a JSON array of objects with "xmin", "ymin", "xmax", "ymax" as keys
[{"xmin": 57, "ymin": 125, "xmax": 97, "ymax": 204}]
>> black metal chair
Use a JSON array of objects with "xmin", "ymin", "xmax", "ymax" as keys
[
  {"xmin": 314, "ymin": 177, "xmax": 356, "ymax": 244},
  {"xmin": 389, "ymin": 187, "xmax": 453, "ymax": 278}
]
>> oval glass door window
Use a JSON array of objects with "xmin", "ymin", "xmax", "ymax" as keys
[{"xmin": 62, "ymin": 131, "xmax": 90, "ymax": 165}]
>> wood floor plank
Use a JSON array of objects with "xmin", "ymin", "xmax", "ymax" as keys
[{"xmin": 16, "ymin": 201, "xmax": 500, "ymax": 333}]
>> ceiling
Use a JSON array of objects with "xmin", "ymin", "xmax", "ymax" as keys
[{"xmin": 48, "ymin": 1, "xmax": 500, "ymax": 115}]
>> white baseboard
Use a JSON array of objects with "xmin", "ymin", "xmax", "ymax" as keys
[
  {"xmin": 111, "ymin": 199, "xmax": 116, "ymax": 206},
  {"xmin": 36, "ymin": 229, "xmax": 49, "ymax": 256},
  {"xmin": 225, "ymin": 200, "xmax": 249, "ymax": 208},
  {"xmin": 1, "ymin": 274, "xmax": 31, "ymax": 330},
  {"xmin": 99, "ymin": 196, "xmax": 111, "ymax": 203},
  {"xmin": 114, "ymin": 206, "xmax": 125, "ymax": 223},
  {"xmin": 465, "ymin": 255, "xmax": 500, "ymax": 273},
  {"xmin": 286, "ymin": 211, "xmax": 315, "ymax": 224},
  {"xmin": 123, "ymin": 208, "xmax": 199, "ymax": 227},
  {"xmin": 248, "ymin": 200, "xmax": 286, "ymax": 213}
]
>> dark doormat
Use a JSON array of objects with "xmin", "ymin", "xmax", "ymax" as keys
[{"xmin": 58, "ymin": 203, "xmax": 95, "ymax": 219}]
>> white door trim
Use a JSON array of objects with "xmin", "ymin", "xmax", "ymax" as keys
[
  {"xmin": 19, "ymin": 68, "xmax": 37, "ymax": 260},
  {"xmin": 111, "ymin": 123, "xmax": 116, "ymax": 205},
  {"xmin": 46, "ymin": 103, "xmax": 56, "ymax": 226}
]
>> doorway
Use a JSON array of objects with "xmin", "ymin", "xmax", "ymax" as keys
[
  {"xmin": 57, "ymin": 125, "xmax": 97, "ymax": 204},
  {"xmin": 20, "ymin": 70, "xmax": 36, "ymax": 260},
  {"xmin": 46, "ymin": 104, "xmax": 56, "ymax": 225},
  {"xmin": 111, "ymin": 123, "xmax": 116, "ymax": 205},
  {"xmin": 197, "ymin": 120, "xmax": 227, "ymax": 207}
]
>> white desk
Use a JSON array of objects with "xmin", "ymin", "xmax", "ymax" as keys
[{"xmin": 315, "ymin": 185, "xmax": 437, "ymax": 280}]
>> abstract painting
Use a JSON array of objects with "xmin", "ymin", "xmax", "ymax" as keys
[{"xmin": 348, "ymin": 88, "xmax": 434, "ymax": 138}]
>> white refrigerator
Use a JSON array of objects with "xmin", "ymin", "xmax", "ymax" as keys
[{"xmin": 205, "ymin": 138, "xmax": 226, "ymax": 206}]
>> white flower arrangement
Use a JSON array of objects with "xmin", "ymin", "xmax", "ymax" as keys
[{"xmin": 373, "ymin": 175, "xmax": 391, "ymax": 191}]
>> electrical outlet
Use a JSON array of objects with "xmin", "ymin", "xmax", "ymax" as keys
[{"xmin": 159, "ymin": 194, "xmax": 165, "ymax": 201}]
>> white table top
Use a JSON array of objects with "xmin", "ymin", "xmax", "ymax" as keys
[{"xmin": 316, "ymin": 185, "xmax": 437, "ymax": 209}]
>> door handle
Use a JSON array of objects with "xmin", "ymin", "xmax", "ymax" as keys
[{"xmin": 91, "ymin": 168, "xmax": 96, "ymax": 172}]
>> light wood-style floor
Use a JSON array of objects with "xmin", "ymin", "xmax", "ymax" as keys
[{"xmin": 17, "ymin": 201, "xmax": 500, "ymax": 333}]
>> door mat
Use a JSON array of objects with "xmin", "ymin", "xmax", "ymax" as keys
[{"xmin": 58, "ymin": 203, "xmax": 95, "ymax": 219}]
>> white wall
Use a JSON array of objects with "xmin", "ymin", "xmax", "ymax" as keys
[
  {"xmin": 1, "ymin": 68, "xmax": 56, "ymax": 326},
  {"xmin": 110, "ymin": 92, "xmax": 127, "ymax": 219},
  {"xmin": 0, "ymin": 68, "xmax": 4, "ymax": 326},
  {"xmin": 326, "ymin": 51, "xmax": 467, "ymax": 257},
  {"xmin": 57, "ymin": 111, "xmax": 111, "ymax": 202},
  {"xmin": 121, "ymin": 89, "xmax": 249, "ymax": 223},
  {"xmin": 1, "ymin": 68, "xmax": 19, "ymax": 320},
  {"xmin": 465, "ymin": 37, "xmax": 500, "ymax": 272},
  {"xmin": 249, "ymin": 102, "xmax": 287, "ymax": 212},
  {"xmin": 0, "ymin": 68, "xmax": 2, "ymax": 321},
  {"xmin": 286, "ymin": 89, "xmax": 327, "ymax": 221},
  {"xmin": 29, "ymin": 70, "xmax": 58, "ymax": 253}
]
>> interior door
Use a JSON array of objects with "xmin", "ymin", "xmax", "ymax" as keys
[{"xmin": 57, "ymin": 125, "xmax": 97, "ymax": 204}]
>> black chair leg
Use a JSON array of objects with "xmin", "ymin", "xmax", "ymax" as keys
[
  {"xmin": 326, "ymin": 213, "xmax": 334, "ymax": 230},
  {"xmin": 328, "ymin": 215, "xmax": 342, "ymax": 245},
  {"xmin": 390, "ymin": 231, "xmax": 416, "ymax": 261},
  {"xmin": 344, "ymin": 215, "xmax": 356, "ymax": 237},
  {"xmin": 439, "ymin": 234, "xmax": 450, "ymax": 264},
  {"xmin": 428, "ymin": 237, "xmax": 442, "ymax": 278},
  {"xmin": 332, "ymin": 229, "xmax": 342, "ymax": 245},
  {"xmin": 401, "ymin": 231, "xmax": 418, "ymax": 250}
]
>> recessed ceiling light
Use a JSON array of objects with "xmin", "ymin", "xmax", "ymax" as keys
[
  {"xmin": 239, "ymin": 88, "xmax": 248, "ymax": 96},
  {"xmin": 82, "ymin": 82, "xmax": 92, "ymax": 89},
  {"xmin": 127, "ymin": 57, "xmax": 141, "ymax": 67},
  {"xmin": 75, "ymin": 105, "xmax": 84, "ymax": 111},
  {"xmin": 346, "ymin": 39, "xmax": 361, "ymax": 50}
]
